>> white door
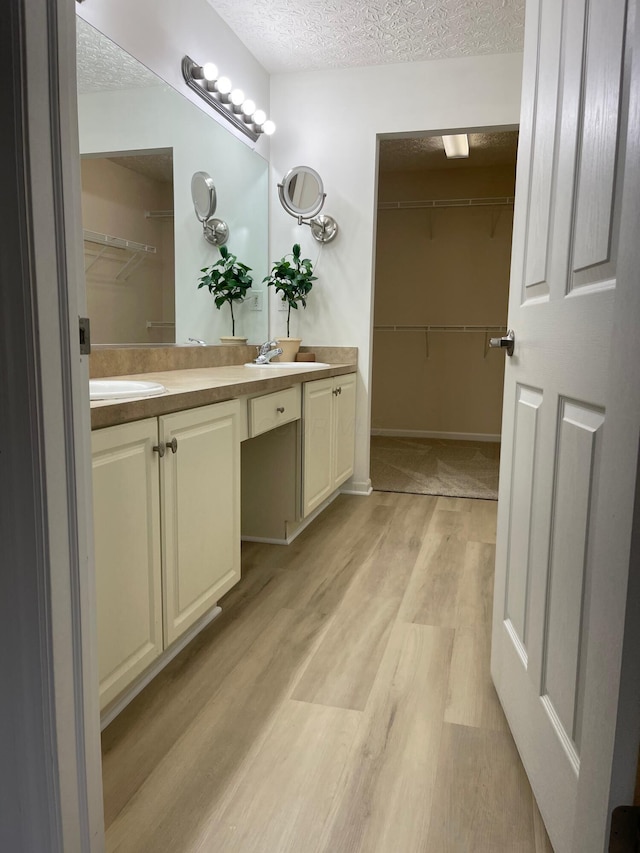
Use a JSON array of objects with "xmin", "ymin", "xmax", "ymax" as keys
[
  {"xmin": 492, "ymin": 0, "xmax": 640, "ymax": 851},
  {"xmin": 160, "ymin": 401, "xmax": 241, "ymax": 645}
]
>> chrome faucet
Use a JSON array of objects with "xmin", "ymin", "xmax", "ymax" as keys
[
  {"xmin": 188, "ymin": 337, "xmax": 206, "ymax": 346},
  {"xmin": 254, "ymin": 340, "xmax": 283, "ymax": 364}
]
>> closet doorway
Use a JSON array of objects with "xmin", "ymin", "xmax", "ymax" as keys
[{"xmin": 370, "ymin": 130, "xmax": 518, "ymax": 500}]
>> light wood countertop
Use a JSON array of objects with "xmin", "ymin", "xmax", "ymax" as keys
[{"xmin": 90, "ymin": 362, "xmax": 357, "ymax": 429}]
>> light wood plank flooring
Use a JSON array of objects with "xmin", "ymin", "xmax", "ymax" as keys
[{"xmin": 102, "ymin": 493, "xmax": 554, "ymax": 852}]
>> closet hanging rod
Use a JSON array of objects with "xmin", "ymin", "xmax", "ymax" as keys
[
  {"xmin": 374, "ymin": 324, "xmax": 507, "ymax": 333},
  {"xmin": 145, "ymin": 210, "xmax": 174, "ymax": 220},
  {"xmin": 378, "ymin": 196, "xmax": 515, "ymax": 211},
  {"xmin": 83, "ymin": 229, "xmax": 157, "ymax": 255}
]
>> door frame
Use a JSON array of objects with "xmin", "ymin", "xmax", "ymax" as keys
[
  {"xmin": 367, "ymin": 122, "xmax": 518, "ymax": 457},
  {"xmin": 571, "ymin": 2, "xmax": 640, "ymax": 840},
  {"xmin": 0, "ymin": 0, "xmax": 103, "ymax": 850}
]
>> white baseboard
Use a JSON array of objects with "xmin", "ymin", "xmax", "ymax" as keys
[
  {"xmin": 241, "ymin": 534, "xmax": 289, "ymax": 545},
  {"xmin": 100, "ymin": 605, "xmax": 222, "ymax": 730},
  {"xmin": 284, "ymin": 490, "xmax": 341, "ymax": 544},
  {"xmin": 341, "ymin": 479, "xmax": 373, "ymax": 496},
  {"xmin": 241, "ymin": 490, "xmax": 342, "ymax": 546},
  {"xmin": 371, "ymin": 428, "xmax": 501, "ymax": 443}
]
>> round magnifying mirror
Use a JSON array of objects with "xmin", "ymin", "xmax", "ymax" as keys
[
  {"xmin": 280, "ymin": 166, "xmax": 325, "ymax": 218},
  {"xmin": 191, "ymin": 171, "xmax": 217, "ymax": 222}
]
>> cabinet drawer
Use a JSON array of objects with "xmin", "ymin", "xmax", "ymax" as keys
[{"xmin": 249, "ymin": 385, "xmax": 301, "ymax": 438}]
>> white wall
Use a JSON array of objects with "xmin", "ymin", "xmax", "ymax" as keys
[
  {"xmin": 270, "ymin": 53, "xmax": 523, "ymax": 491},
  {"xmin": 75, "ymin": 0, "xmax": 270, "ymax": 158}
]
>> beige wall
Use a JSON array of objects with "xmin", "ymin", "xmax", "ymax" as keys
[
  {"xmin": 81, "ymin": 158, "xmax": 174, "ymax": 344},
  {"xmin": 372, "ymin": 164, "xmax": 515, "ymax": 438}
]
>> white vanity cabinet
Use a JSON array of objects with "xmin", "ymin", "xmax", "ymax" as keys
[
  {"xmin": 160, "ymin": 401, "xmax": 240, "ymax": 645},
  {"xmin": 302, "ymin": 373, "xmax": 356, "ymax": 517},
  {"xmin": 91, "ymin": 399, "xmax": 241, "ymax": 710},
  {"xmin": 92, "ymin": 418, "xmax": 163, "ymax": 710}
]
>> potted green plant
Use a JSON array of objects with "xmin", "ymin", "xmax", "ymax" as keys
[
  {"xmin": 197, "ymin": 245, "xmax": 253, "ymax": 344},
  {"xmin": 263, "ymin": 243, "xmax": 317, "ymax": 361}
]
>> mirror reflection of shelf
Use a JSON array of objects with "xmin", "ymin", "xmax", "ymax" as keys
[
  {"xmin": 83, "ymin": 229, "xmax": 157, "ymax": 281},
  {"xmin": 146, "ymin": 321, "xmax": 175, "ymax": 329},
  {"xmin": 145, "ymin": 210, "xmax": 174, "ymax": 219}
]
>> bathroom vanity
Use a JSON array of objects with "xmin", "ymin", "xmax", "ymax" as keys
[{"xmin": 89, "ymin": 346, "xmax": 357, "ymax": 723}]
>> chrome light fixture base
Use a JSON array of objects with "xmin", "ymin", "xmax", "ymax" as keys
[{"xmin": 182, "ymin": 56, "xmax": 259, "ymax": 142}]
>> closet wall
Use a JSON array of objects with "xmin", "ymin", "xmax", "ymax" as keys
[{"xmin": 372, "ymin": 162, "xmax": 516, "ymax": 439}]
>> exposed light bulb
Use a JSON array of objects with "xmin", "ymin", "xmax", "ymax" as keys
[
  {"xmin": 252, "ymin": 109, "xmax": 266, "ymax": 126},
  {"xmin": 241, "ymin": 99, "xmax": 256, "ymax": 118},
  {"xmin": 202, "ymin": 62, "xmax": 218, "ymax": 82},
  {"xmin": 262, "ymin": 120, "xmax": 276, "ymax": 136},
  {"xmin": 230, "ymin": 88, "xmax": 245, "ymax": 107},
  {"xmin": 216, "ymin": 76, "xmax": 232, "ymax": 95}
]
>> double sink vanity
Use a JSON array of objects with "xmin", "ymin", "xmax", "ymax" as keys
[{"xmin": 90, "ymin": 345, "xmax": 357, "ymax": 724}]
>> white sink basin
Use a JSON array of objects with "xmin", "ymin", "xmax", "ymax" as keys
[
  {"xmin": 89, "ymin": 379, "xmax": 167, "ymax": 400},
  {"xmin": 243, "ymin": 362, "xmax": 331, "ymax": 369}
]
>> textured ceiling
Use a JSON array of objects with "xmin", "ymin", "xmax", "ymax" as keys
[
  {"xmin": 379, "ymin": 131, "xmax": 519, "ymax": 171},
  {"xmin": 206, "ymin": 0, "xmax": 525, "ymax": 73},
  {"xmin": 107, "ymin": 153, "xmax": 174, "ymax": 184},
  {"xmin": 76, "ymin": 17, "xmax": 162, "ymax": 93}
]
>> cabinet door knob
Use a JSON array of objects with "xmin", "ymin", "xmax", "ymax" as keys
[
  {"xmin": 168, "ymin": 437, "xmax": 178, "ymax": 454},
  {"xmin": 276, "ymin": 406, "xmax": 285, "ymax": 414},
  {"xmin": 153, "ymin": 442, "xmax": 165, "ymax": 457},
  {"xmin": 336, "ymin": 386, "xmax": 342, "ymax": 395},
  {"xmin": 332, "ymin": 388, "xmax": 339, "ymax": 396}
]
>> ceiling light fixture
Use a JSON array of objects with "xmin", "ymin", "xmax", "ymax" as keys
[
  {"xmin": 182, "ymin": 57, "xmax": 274, "ymax": 142},
  {"xmin": 442, "ymin": 134, "xmax": 470, "ymax": 159}
]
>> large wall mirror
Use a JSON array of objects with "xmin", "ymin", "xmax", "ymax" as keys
[{"xmin": 76, "ymin": 18, "xmax": 269, "ymax": 345}]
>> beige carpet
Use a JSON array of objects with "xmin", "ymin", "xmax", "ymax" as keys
[{"xmin": 370, "ymin": 435, "xmax": 500, "ymax": 500}]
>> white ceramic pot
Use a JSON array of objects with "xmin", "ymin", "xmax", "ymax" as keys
[{"xmin": 219, "ymin": 336, "xmax": 248, "ymax": 346}]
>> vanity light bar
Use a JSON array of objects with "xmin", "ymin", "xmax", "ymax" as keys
[{"xmin": 182, "ymin": 56, "xmax": 275, "ymax": 142}]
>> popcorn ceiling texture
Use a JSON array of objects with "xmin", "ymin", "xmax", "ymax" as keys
[
  {"xmin": 76, "ymin": 16, "xmax": 163, "ymax": 93},
  {"xmin": 379, "ymin": 131, "xmax": 519, "ymax": 171},
  {"xmin": 207, "ymin": 0, "xmax": 525, "ymax": 73}
]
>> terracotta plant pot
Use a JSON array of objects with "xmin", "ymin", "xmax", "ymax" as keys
[
  {"xmin": 273, "ymin": 338, "xmax": 302, "ymax": 362},
  {"xmin": 219, "ymin": 336, "xmax": 248, "ymax": 346}
]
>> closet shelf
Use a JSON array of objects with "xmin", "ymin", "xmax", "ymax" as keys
[
  {"xmin": 145, "ymin": 210, "xmax": 174, "ymax": 219},
  {"xmin": 378, "ymin": 196, "xmax": 515, "ymax": 210},
  {"xmin": 374, "ymin": 324, "xmax": 508, "ymax": 360},
  {"xmin": 374, "ymin": 324, "xmax": 507, "ymax": 333},
  {"xmin": 83, "ymin": 229, "xmax": 157, "ymax": 280},
  {"xmin": 146, "ymin": 321, "xmax": 175, "ymax": 329}
]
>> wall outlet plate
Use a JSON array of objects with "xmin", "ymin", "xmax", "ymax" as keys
[{"xmin": 245, "ymin": 289, "xmax": 263, "ymax": 311}]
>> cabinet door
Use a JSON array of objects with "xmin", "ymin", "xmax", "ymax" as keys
[
  {"xmin": 91, "ymin": 419, "xmax": 163, "ymax": 710},
  {"xmin": 302, "ymin": 377, "xmax": 334, "ymax": 517},
  {"xmin": 160, "ymin": 401, "xmax": 241, "ymax": 645},
  {"xmin": 332, "ymin": 373, "xmax": 356, "ymax": 489}
]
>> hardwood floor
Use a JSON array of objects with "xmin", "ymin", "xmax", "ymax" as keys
[{"xmin": 102, "ymin": 492, "xmax": 554, "ymax": 852}]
